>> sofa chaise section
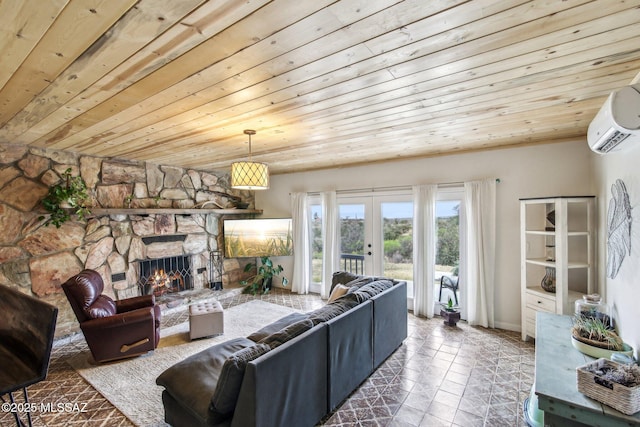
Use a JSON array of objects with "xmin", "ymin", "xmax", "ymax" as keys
[
  {"xmin": 157, "ymin": 337, "xmax": 258, "ymax": 427},
  {"xmin": 230, "ymin": 324, "xmax": 328, "ymax": 427}
]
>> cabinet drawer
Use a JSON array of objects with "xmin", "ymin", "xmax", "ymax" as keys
[{"xmin": 525, "ymin": 292, "xmax": 555, "ymax": 312}]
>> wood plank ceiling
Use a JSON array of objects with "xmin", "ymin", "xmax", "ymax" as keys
[{"xmin": 1, "ymin": 0, "xmax": 639, "ymax": 175}]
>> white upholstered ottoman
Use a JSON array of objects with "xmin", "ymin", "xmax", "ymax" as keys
[{"xmin": 189, "ymin": 300, "xmax": 224, "ymax": 340}]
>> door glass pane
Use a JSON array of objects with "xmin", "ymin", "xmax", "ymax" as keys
[
  {"xmin": 339, "ymin": 204, "xmax": 366, "ymax": 274},
  {"xmin": 436, "ymin": 200, "xmax": 461, "ymax": 306},
  {"xmin": 381, "ymin": 202, "xmax": 413, "ymax": 283},
  {"xmin": 310, "ymin": 203, "xmax": 322, "ymax": 284}
]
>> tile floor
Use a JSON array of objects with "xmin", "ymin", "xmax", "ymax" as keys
[{"xmin": 0, "ymin": 289, "xmax": 534, "ymax": 427}]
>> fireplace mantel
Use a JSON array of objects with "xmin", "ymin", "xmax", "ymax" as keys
[{"xmin": 89, "ymin": 208, "xmax": 262, "ymax": 216}]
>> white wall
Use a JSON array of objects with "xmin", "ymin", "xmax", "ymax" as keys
[
  {"xmin": 592, "ymin": 145, "xmax": 640, "ymax": 359},
  {"xmin": 257, "ymin": 140, "xmax": 592, "ymax": 331}
]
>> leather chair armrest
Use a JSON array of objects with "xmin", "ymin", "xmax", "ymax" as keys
[
  {"xmin": 116, "ymin": 294, "xmax": 155, "ymax": 313},
  {"xmin": 82, "ymin": 307, "xmax": 155, "ymax": 331}
]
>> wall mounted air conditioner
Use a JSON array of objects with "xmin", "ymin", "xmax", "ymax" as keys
[{"xmin": 587, "ymin": 85, "xmax": 640, "ymax": 154}]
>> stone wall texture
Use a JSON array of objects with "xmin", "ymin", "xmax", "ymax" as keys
[{"xmin": 0, "ymin": 142, "xmax": 256, "ymax": 337}]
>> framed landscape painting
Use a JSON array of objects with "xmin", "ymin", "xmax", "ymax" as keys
[{"xmin": 224, "ymin": 218, "xmax": 293, "ymax": 257}]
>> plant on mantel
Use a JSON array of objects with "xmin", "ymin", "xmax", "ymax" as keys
[{"xmin": 40, "ymin": 168, "xmax": 91, "ymax": 228}]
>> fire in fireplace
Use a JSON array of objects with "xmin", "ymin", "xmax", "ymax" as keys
[{"xmin": 137, "ymin": 255, "xmax": 193, "ymax": 296}]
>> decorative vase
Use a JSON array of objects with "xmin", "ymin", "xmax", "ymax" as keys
[{"xmin": 541, "ymin": 267, "xmax": 556, "ymax": 293}]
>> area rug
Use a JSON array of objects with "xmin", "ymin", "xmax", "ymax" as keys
[{"xmin": 68, "ymin": 300, "xmax": 299, "ymax": 426}]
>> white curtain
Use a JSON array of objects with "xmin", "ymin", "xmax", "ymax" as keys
[
  {"xmin": 464, "ymin": 179, "xmax": 497, "ymax": 328},
  {"xmin": 321, "ymin": 191, "xmax": 339, "ymax": 299},
  {"xmin": 290, "ymin": 192, "xmax": 310, "ymax": 294},
  {"xmin": 412, "ymin": 184, "xmax": 437, "ymax": 317}
]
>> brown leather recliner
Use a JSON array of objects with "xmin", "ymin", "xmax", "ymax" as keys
[{"xmin": 62, "ymin": 269, "xmax": 161, "ymax": 363}]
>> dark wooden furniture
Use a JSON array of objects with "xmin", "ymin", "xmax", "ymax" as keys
[{"xmin": 0, "ymin": 284, "xmax": 58, "ymax": 427}]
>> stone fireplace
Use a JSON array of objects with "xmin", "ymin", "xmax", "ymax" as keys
[
  {"xmin": 0, "ymin": 142, "xmax": 257, "ymax": 337},
  {"xmin": 109, "ymin": 214, "xmax": 231, "ymax": 301}
]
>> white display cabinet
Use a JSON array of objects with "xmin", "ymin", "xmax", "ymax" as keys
[{"xmin": 520, "ymin": 196, "xmax": 595, "ymax": 341}]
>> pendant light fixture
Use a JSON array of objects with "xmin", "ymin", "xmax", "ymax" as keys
[{"xmin": 231, "ymin": 129, "xmax": 270, "ymax": 190}]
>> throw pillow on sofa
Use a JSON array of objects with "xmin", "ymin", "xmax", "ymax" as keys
[
  {"xmin": 330, "ymin": 271, "xmax": 362, "ymax": 292},
  {"xmin": 327, "ymin": 284, "xmax": 350, "ymax": 302},
  {"xmin": 210, "ymin": 343, "xmax": 271, "ymax": 414},
  {"xmin": 259, "ymin": 318, "xmax": 314, "ymax": 349}
]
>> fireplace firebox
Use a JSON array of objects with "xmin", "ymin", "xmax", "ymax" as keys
[{"xmin": 137, "ymin": 255, "xmax": 193, "ymax": 296}]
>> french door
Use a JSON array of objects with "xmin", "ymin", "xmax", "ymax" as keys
[{"xmin": 337, "ymin": 193, "xmax": 414, "ymax": 284}]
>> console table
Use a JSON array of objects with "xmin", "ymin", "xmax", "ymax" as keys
[{"xmin": 534, "ymin": 312, "xmax": 640, "ymax": 426}]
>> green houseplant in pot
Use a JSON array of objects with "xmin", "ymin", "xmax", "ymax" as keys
[
  {"xmin": 241, "ymin": 256, "xmax": 289, "ymax": 295},
  {"xmin": 40, "ymin": 168, "xmax": 91, "ymax": 228},
  {"xmin": 570, "ymin": 315, "xmax": 633, "ymax": 359},
  {"xmin": 440, "ymin": 297, "xmax": 461, "ymax": 326}
]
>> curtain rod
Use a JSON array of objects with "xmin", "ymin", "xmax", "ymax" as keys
[{"xmin": 301, "ymin": 178, "xmax": 500, "ymax": 196}]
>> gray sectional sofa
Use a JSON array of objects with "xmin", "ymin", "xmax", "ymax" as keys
[{"xmin": 156, "ymin": 272, "xmax": 408, "ymax": 427}]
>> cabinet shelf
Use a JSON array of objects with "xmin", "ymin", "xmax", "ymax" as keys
[
  {"xmin": 525, "ymin": 258, "xmax": 590, "ymax": 269},
  {"xmin": 567, "ymin": 231, "xmax": 590, "ymax": 237},
  {"xmin": 525, "ymin": 257, "xmax": 556, "ymax": 267},
  {"xmin": 525, "ymin": 230, "xmax": 555, "ymax": 235},
  {"xmin": 525, "ymin": 230, "xmax": 589, "ymax": 236},
  {"xmin": 525, "ymin": 286, "xmax": 584, "ymax": 300}
]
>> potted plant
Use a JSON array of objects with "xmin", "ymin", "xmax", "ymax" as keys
[
  {"xmin": 240, "ymin": 256, "xmax": 289, "ymax": 295},
  {"xmin": 571, "ymin": 316, "xmax": 623, "ymax": 350},
  {"xmin": 40, "ymin": 168, "xmax": 91, "ymax": 228},
  {"xmin": 440, "ymin": 297, "xmax": 461, "ymax": 326},
  {"xmin": 570, "ymin": 315, "xmax": 634, "ymax": 359}
]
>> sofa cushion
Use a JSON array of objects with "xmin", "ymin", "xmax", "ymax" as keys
[
  {"xmin": 211, "ymin": 343, "xmax": 271, "ymax": 414},
  {"xmin": 308, "ymin": 298, "xmax": 359, "ymax": 325},
  {"xmin": 86, "ymin": 295, "xmax": 116, "ymax": 318},
  {"xmin": 259, "ymin": 318, "xmax": 314, "ymax": 349},
  {"xmin": 349, "ymin": 279, "xmax": 395, "ymax": 304},
  {"xmin": 342, "ymin": 290, "xmax": 368, "ymax": 304},
  {"xmin": 247, "ymin": 312, "xmax": 308, "ymax": 342},
  {"xmin": 359, "ymin": 279, "xmax": 394, "ymax": 296},
  {"xmin": 330, "ymin": 271, "xmax": 366, "ymax": 293},
  {"xmin": 345, "ymin": 276, "xmax": 376, "ymax": 289},
  {"xmin": 156, "ymin": 337, "xmax": 255, "ymax": 424}
]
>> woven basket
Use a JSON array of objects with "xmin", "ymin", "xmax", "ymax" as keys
[{"xmin": 576, "ymin": 358, "xmax": 640, "ymax": 415}]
